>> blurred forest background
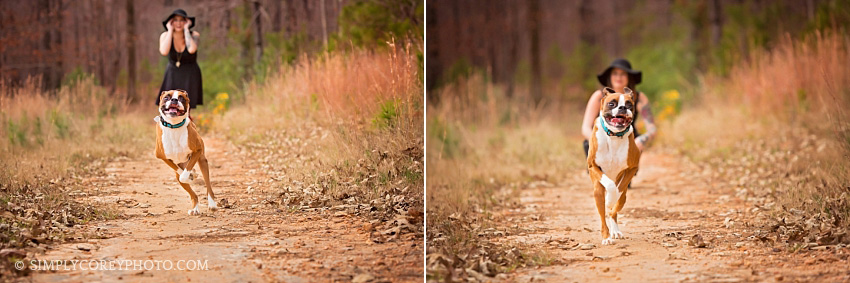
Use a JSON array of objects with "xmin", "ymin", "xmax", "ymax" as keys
[
  {"xmin": 1, "ymin": 0, "xmax": 422, "ymax": 104},
  {"xmin": 427, "ymin": 0, "xmax": 848, "ymax": 103}
]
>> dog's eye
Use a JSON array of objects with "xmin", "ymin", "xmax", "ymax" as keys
[{"xmin": 608, "ymin": 102, "xmax": 616, "ymax": 107}]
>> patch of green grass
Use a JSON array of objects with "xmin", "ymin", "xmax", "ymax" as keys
[
  {"xmin": 5, "ymin": 118, "xmax": 27, "ymax": 146},
  {"xmin": 427, "ymin": 117, "xmax": 461, "ymax": 159},
  {"xmin": 372, "ymin": 99, "xmax": 400, "ymax": 129},
  {"xmin": 49, "ymin": 109, "xmax": 70, "ymax": 139}
]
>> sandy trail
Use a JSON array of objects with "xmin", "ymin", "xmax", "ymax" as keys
[
  {"xmin": 28, "ymin": 136, "xmax": 422, "ymax": 282},
  {"xmin": 499, "ymin": 151, "xmax": 849, "ymax": 282}
]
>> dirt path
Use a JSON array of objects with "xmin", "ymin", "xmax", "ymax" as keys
[
  {"xmin": 28, "ymin": 136, "xmax": 422, "ymax": 282},
  {"xmin": 498, "ymin": 151, "xmax": 849, "ymax": 282}
]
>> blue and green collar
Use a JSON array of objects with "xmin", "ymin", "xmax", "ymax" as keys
[
  {"xmin": 160, "ymin": 116, "xmax": 187, "ymax": 129},
  {"xmin": 599, "ymin": 116, "xmax": 630, "ymax": 137}
]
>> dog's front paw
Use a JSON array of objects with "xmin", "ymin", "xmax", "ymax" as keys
[
  {"xmin": 207, "ymin": 195, "xmax": 218, "ymax": 211},
  {"xmin": 610, "ymin": 230, "xmax": 623, "ymax": 239},
  {"xmin": 602, "ymin": 238, "xmax": 616, "ymax": 245},
  {"xmin": 606, "ymin": 218, "xmax": 624, "ymax": 239},
  {"xmin": 187, "ymin": 205, "xmax": 200, "ymax": 215},
  {"xmin": 179, "ymin": 170, "xmax": 192, "ymax": 183}
]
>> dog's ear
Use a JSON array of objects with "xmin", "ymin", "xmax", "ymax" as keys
[
  {"xmin": 623, "ymin": 87, "xmax": 633, "ymax": 97},
  {"xmin": 602, "ymin": 87, "xmax": 616, "ymax": 98},
  {"xmin": 181, "ymin": 91, "xmax": 190, "ymax": 107}
]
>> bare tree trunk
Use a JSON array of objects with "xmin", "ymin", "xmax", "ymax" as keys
[
  {"xmin": 54, "ymin": 0, "xmax": 65, "ymax": 88},
  {"xmin": 320, "ymin": 0, "xmax": 327, "ymax": 49},
  {"xmin": 302, "ymin": 0, "xmax": 312, "ymax": 41},
  {"xmin": 41, "ymin": 0, "xmax": 50, "ymax": 88},
  {"xmin": 95, "ymin": 0, "xmax": 106, "ymax": 85},
  {"xmin": 74, "ymin": 1, "xmax": 83, "ymax": 77},
  {"xmin": 240, "ymin": 1, "xmax": 251, "ymax": 80},
  {"xmin": 126, "ymin": 0, "xmax": 136, "ymax": 101},
  {"xmin": 486, "ymin": 2, "xmax": 496, "ymax": 81},
  {"xmin": 272, "ymin": 0, "xmax": 282, "ymax": 32},
  {"xmin": 107, "ymin": 2, "xmax": 117, "ymax": 93},
  {"xmin": 253, "ymin": 0, "xmax": 263, "ymax": 66},
  {"xmin": 224, "ymin": 8, "xmax": 231, "ymax": 46},
  {"xmin": 710, "ymin": 0, "xmax": 722, "ymax": 47},
  {"xmin": 285, "ymin": 0, "xmax": 296, "ymax": 36},
  {"xmin": 805, "ymin": 0, "xmax": 815, "ymax": 21},
  {"xmin": 528, "ymin": 0, "xmax": 542, "ymax": 104},
  {"xmin": 506, "ymin": 0, "xmax": 518, "ymax": 98},
  {"xmin": 578, "ymin": 0, "xmax": 594, "ymax": 43}
]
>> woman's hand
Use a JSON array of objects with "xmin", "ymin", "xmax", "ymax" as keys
[{"xmin": 166, "ymin": 19, "xmax": 174, "ymax": 32}]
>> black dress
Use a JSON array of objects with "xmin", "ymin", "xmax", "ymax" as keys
[{"xmin": 157, "ymin": 40, "xmax": 203, "ymax": 108}]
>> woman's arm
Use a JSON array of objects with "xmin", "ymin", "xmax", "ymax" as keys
[
  {"xmin": 159, "ymin": 32, "xmax": 172, "ymax": 56},
  {"xmin": 185, "ymin": 24, "xmax": 199, "ymax": 54},
  {"xmin": 159, "ymin": 20, "xmax": 173, "ymax": 56},
  {"xmin": 635, "ymin": 93, "xmax": 657, "ymax": 151},
  {"xmin": 581, "ymin": 90, "xmax": 603, "ymax": 141}
]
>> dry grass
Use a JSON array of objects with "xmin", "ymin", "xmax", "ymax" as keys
[
  {"xmin": 213, "ymin": 44, "xmax": 424, "ymax": 232},
  {"xmin": 0, "ymin": 77, "xmax": 150, "ymax": 277},
  {"xmin": 426, "ymin": 75, "xmax": 587, "ymax": 280},
  {"xmin": 0, "ymin": 77, "xmax": 149, "ymax": 181},
  {"xmin": 660, "ymin": 31, "xmax": 850, "ymax": 244}
]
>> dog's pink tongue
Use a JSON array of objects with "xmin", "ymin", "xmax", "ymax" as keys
[{"xmin": 612, "ymin": 118, "xmax": 624, "ymax": 124}]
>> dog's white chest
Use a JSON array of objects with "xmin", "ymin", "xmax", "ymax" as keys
[
  {"xmin": 161, "ymin": 126, "xmax": 190, "ymax": 163},
  {"xmin": 594, "ymin": 127, "xmax": 631, "ymax": 175}
]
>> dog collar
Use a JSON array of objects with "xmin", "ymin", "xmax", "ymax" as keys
[
  {"xmin": 599, "ymin": 116, "xmax": 629, "ymax": 137},
  {"xmin": 160, "ymin": 116, "xmax": 187, "ymax": 129}
]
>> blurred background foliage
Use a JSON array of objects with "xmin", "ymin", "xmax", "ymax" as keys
[
  {"xmin": 1, "ymin": 0, "xmax": 423, "ymax": 113},
  {"xmin": 427, "ymin": 0, "xmax": 850, "ymax": 110}
]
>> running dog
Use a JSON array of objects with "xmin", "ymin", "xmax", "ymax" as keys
[
  {"xmin": 155, "ymin": 89, "xmax": 217, "ymax": 215},
  {"xmin": 586, "ymin": 87, "xmax": 641, "ymax": 245}
]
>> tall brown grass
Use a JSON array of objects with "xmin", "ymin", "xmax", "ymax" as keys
[
  {"xmin": 215, "ymin": 44, "xmax": 424, "ymax": 217},
  {"xmin": 661, "ymin": 31, "xmax": 850, "ymax": 241},
  {"xmin": 1, "ymin": 76, "xmax": 149, "ymax": 182}
]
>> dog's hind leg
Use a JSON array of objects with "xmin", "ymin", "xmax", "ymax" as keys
[
  {"xmin": 198, "ymin": 154, "xmax": 217, "ymax": 210},
  {"xmin": 161, "ymin": 159, "xmax": 181, "ymax": 173},
  {"xmin": 160, "ymin": 158, "xmax": 200, "ymax": 215}
]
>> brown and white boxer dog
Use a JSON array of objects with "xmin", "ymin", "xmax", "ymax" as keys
[
  {"xmin": 586, "ymin": 87, "xmax": 641, "ymax": 245},
  {"xmin": 155, "ymin": 89, "xmax": 217, "ymax": 215}
]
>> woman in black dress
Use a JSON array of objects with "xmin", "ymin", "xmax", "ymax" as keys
[
  {"xmin": 156, "ymin": 9, "xmax": 203, "ymax": 109},
  {"xmin": 581, "ymin": 59, "xmax": 657, "ymax": 156}
]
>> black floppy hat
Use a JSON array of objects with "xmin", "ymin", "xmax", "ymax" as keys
[
  {"xmin": 162, "ymin": 9, "xmax": 195, "ymax": 31},
  {"xmin": 597, "ymin": 58, "xmax": 642, "ymax": 86}
]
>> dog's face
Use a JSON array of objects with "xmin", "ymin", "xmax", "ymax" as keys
[
  {"xmin": 599, "ymin": 87, "xmax": 635, "ymax": 132},
  {"xmin": 159, "ymin": 90, "xmax": 189, "ymax": 118}
]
